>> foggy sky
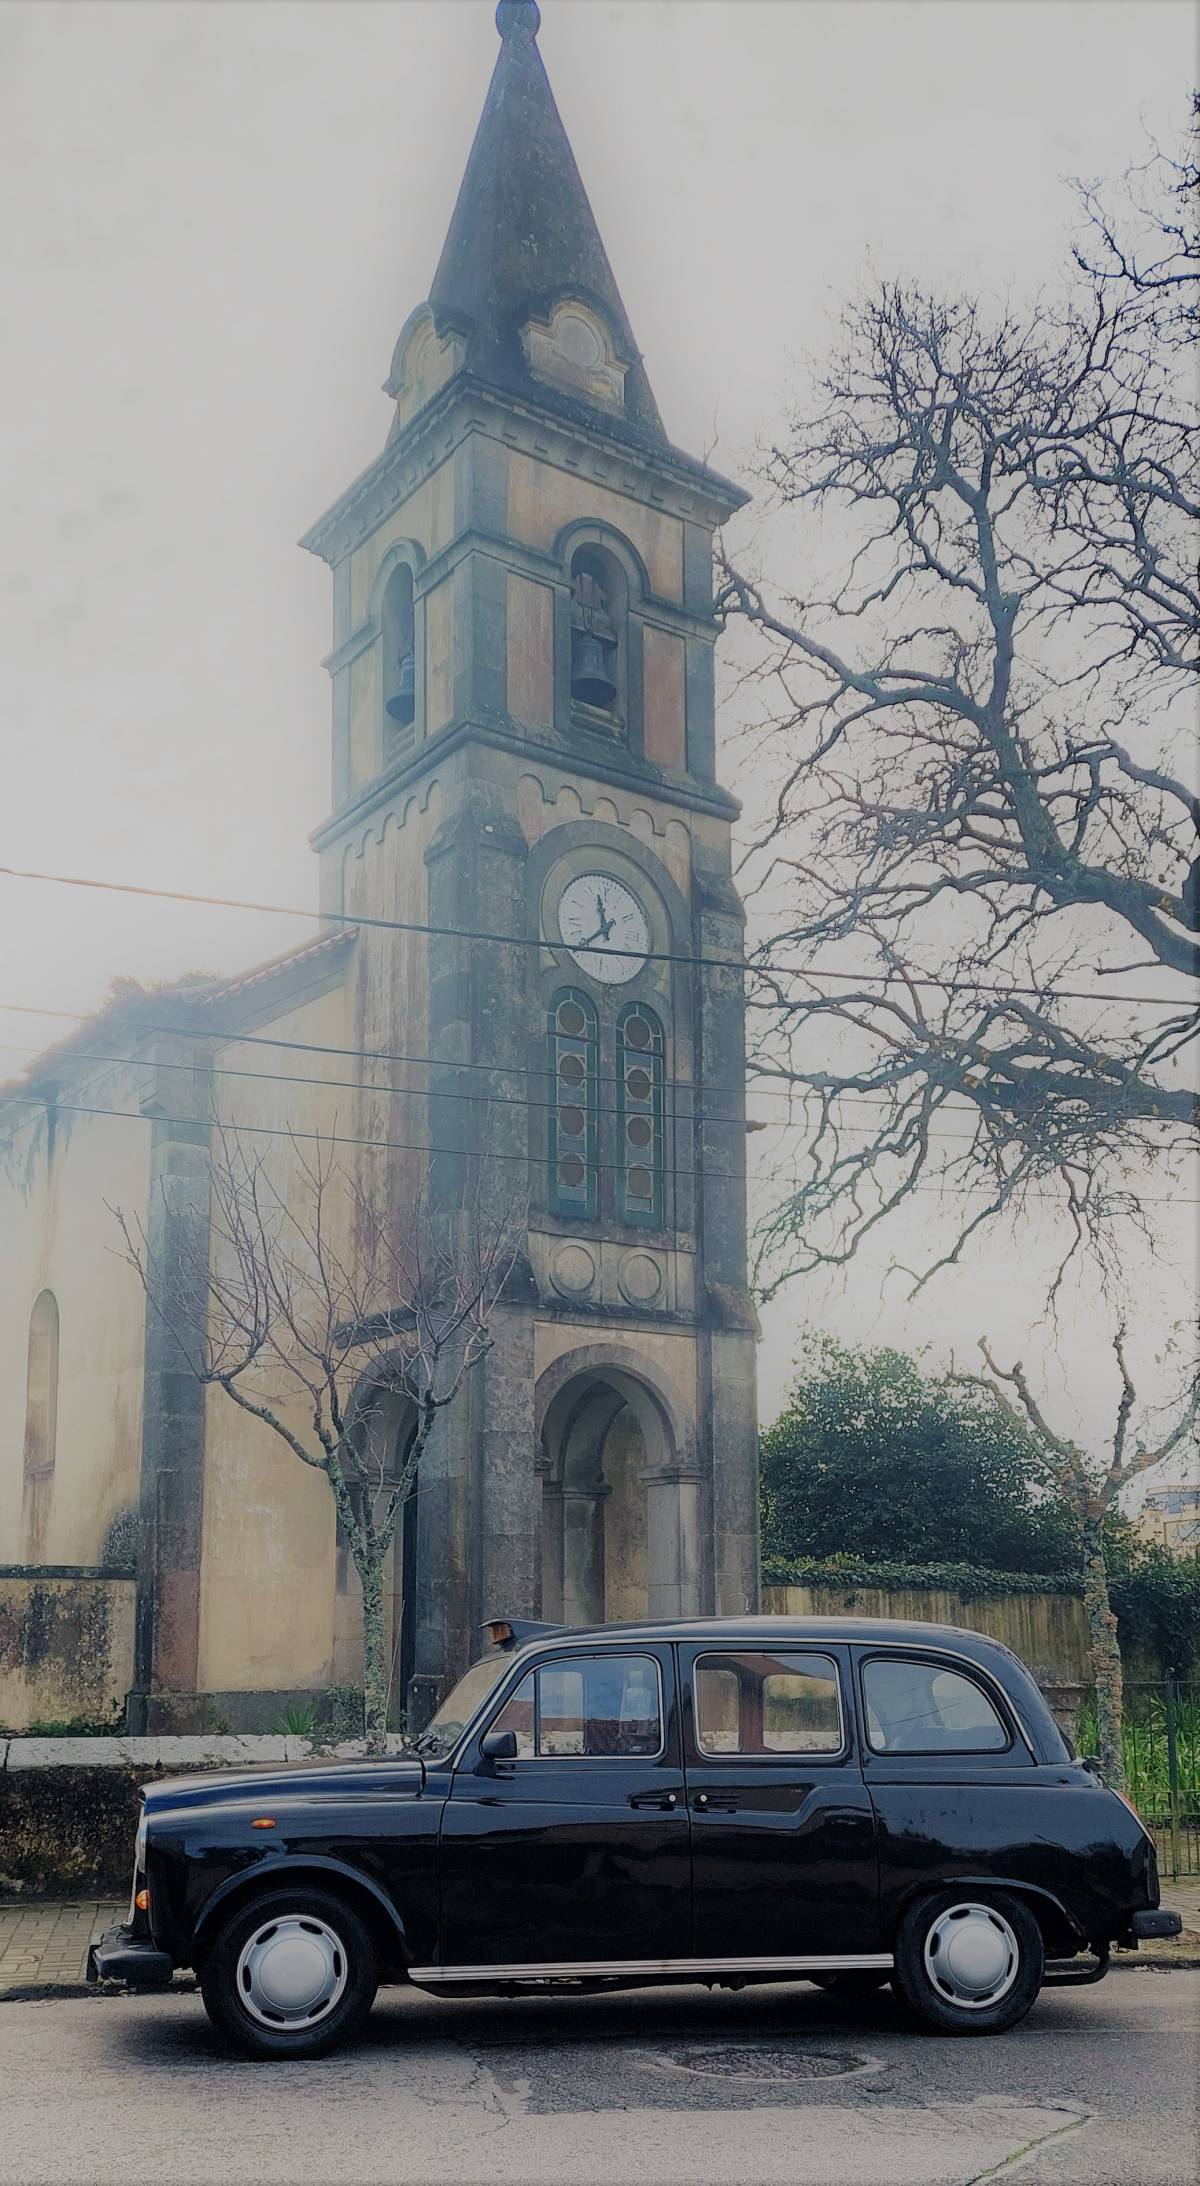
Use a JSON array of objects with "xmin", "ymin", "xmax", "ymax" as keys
[{"xmin": 0, "ymin": 0, "xmax": 1194, "ymax": 1461}]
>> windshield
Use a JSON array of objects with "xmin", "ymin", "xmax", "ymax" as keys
[{"xmin": 412, "ymin": 1653, "xmax": 513, "ymax": 1757}]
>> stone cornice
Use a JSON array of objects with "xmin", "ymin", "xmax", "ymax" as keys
[
  {"xmin": 301, "ymin": 378, "xmax": 747, "ymax": 567},
  {"xmin": 310, "ymin": 712, "xmax": 740, "ymax": 853}
]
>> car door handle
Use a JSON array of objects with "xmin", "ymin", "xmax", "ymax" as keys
[
  {"xmin": 693, "ymin": 1791, "xmax": 738, "ymax": 1811},
  {"xmin": 628, "ymin": 1789, "xmax": 678, "ymax": 1810}
]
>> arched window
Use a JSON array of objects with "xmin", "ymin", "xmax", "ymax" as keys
[
  {"xmin": 618, "ymin": 1005, "xmax": 665, "ymax": 1228},
  {"xmin": 22, "ymin": 1289, "xmax": 59, "ymax": 1561},
  {"xmin": 381, "ymin": 562, "xmax": 416, "ymax": 732},
  {"xmin": 549, "ymin": 989, "xmax": 598, "ymax": 1219},
  {"xmin": 569, "ymin": 544, "xmax": 626, "ymax": 734}
]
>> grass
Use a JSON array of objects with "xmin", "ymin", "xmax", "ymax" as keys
[{"xmin": 1075, "ymin": 1688, "xmax": 1200, "ymax": 1819}]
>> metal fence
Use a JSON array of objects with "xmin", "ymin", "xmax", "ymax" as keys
[{"xmin": 1074, "ymin": 1678, "xmax": 1200, "ymax": 1878}]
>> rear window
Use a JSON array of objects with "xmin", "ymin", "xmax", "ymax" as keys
[
  {"xmin": 862, "ymin": 1657, "xmax": 1010, "ymax": 1754},
  {"xmin": 693, "ymin": 1650, "xmax": 843, "ymax": 1756}
]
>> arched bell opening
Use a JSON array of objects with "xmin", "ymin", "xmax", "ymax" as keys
[
  {"xmin": 539, "ymin": 1359, "xmax": 699, "ymax": 1626},
  {"xmin": 381, "ymin": 562, "xmax": 416, "ymax": 731},
  {"xmin": 334, "ymin": 1369, "xmax": 420, "ymax": 1728},
  {"xmin": 568, "ymin": 543, "xmax": 626, "ymax": 729}
]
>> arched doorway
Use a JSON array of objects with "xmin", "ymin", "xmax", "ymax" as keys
[
  {"xmin": 538, "ymin": 1354, "xmax": 701, "ymax": 1625},
  {"xmin": 335, "ymin": 1368, "xmax": 420, "ymax": 1728}
]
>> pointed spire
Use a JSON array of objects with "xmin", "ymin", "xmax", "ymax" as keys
[{"xmin": 422, "ymin": 0, "xmax": 667, "ymax": 445}]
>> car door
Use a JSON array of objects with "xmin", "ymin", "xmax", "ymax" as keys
[
  {"xmin": 680, "ymin": 1640, "xmax": 881, "ymax": 1961},
  {"xmin": 856, "ymin": 1648, "xmax": 1052, "ymax": 1936},
  {"xmin": 436, "ymin": 1642, "xmax": 691, "ymax": 1974}
]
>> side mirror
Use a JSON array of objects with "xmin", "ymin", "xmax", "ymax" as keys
[{"xmin": 478, "ymin": 1728, "xmax": 518, "ymax": 1773}]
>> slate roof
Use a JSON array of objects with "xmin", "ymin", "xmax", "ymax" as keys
[
  {"xmin": 0, "ymin": 928, "xmax": 358, "ymax": 1107},
  {"xmin": 424, "ymin": 0, "xmax": 667, "ymax": 450}
]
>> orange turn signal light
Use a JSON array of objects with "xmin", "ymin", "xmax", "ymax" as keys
[
  {"xmin": 251, "ymin": 1817, "xmax": 277, "ymax": 1829},
  {"xmin": 134, "ymin": 1889, "xmax": 150, "ymax": 1912}
]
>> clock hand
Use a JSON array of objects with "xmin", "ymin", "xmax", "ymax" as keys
[{"xmin": 594, "ymin": 892, "xmax": 615, "ymax": 941}]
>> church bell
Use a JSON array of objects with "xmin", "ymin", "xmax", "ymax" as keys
[
  {"xmin": 570, "ymin": 631, "xmax": 617, "ymax": 710},
  {"xmin": 385, "ymin": 648, "xmax": 416, "ymax": 726}
]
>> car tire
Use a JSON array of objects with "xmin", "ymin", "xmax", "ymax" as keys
[
  {"xmin": 892, "ymin": 1888, "xmax": 1044, "ymax": 2036},
  {"xmin": 809, "ymin": 1970, "xmax": 891, "ymax": 1996},
  {"xmin": 199, "ymin": 1887, "xmax": 378, "ymax": 2061}
]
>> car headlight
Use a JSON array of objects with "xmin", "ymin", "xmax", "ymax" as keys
[{"xmin": 135, "ymin": 1811, "xmax": 148, "ymax": 1873}]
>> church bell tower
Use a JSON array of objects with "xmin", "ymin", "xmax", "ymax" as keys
[{"xmin": 302, "ymin": 0, "xmax": 758, "ymax": 1718}]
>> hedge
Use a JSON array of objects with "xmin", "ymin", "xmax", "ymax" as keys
[{"xmin": 761, "ymin": 1556, "xmax": 1085, "ymax": 1599}]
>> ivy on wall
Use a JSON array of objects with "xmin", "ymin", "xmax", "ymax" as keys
[{"xmin": 761, "ymin": 1556, "xmax": 1084, "ymax": 1600}]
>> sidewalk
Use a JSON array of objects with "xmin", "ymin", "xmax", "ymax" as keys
[
  {"xmin": 0, "ymin": 1899, "xmax": 123, "ymax": 1996},
  {"xmin": 2, "ymin": 1882, "xmax": 1197, "ymax": 2000},
  {"xmin": 1162, "ymin": 1877, "xmax": 1200, "ymax": 1925}
]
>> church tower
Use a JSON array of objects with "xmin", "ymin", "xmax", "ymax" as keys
[{"xmin": 302, "ymin": 0, "xmax": 758, "ymax": 1720}]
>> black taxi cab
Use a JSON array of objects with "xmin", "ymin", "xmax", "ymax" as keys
[{"xmin": 90, "ymin": 1616, "xmax": 1180, "ymax": 2058}]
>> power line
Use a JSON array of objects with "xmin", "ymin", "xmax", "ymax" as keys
[
  {"xmin": 4, "ymin": 1090, "xmax": 1197, "ymax": 1202},
  {"xmin": 0, "ymin": 1037, "xmax": 1001, "ymax": 1143},
  {"xmin": 0, "ymin": 1003, "xmax": 1188, "ymax": 1132},
  {"xmin": 2, "ymin": 862, "xmax": 1194, "ymax": 1011}
]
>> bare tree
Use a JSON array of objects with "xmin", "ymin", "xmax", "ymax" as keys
[
  {"xmin": 116, "ymin": 1125, "xmax": 521, "ymax": 1753},
  {"xmin": 719, "ymin": 112, "xmax": 1197, "ymax": 1300},
  {"xmin": 967, "ymin": 1332, "xmax": 1198, "ymax": 1787}
]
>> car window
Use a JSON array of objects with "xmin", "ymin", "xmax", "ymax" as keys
[
  {"xmin": 489, "ymin": 1653, "xmax": 663, "ymax": 1759},
  {"xmin": 862, "ymin": 1657, "xmax": 1010, "ymax": 1754},
  {"xmin": 693, "ymin": 1651, "xmax": 843, "ymax": 1756}
]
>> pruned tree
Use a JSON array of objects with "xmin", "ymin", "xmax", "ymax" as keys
[
  {"xmin": 968, "ymin": 1330, "xmax": 1198, "ymax": 1787},
  {"xmin": 115, "ymin": 1125, "xmax": 521, "ymax": 1753},
  {"xmin": 719, "ymin": 111, "xmax": 1198, "ymax": 1300}
]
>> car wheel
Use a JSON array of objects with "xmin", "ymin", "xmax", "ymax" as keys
[
  {"xmin": 809, "ymin": 1970, "xmax": 891, "ymax": 1996},
  {"xmin": 199, "ymin": 1887, "xmax": 378, "ymax": 2060},
  {"xmin": 892, "ymin": 1889, "xmax": 1043, "ymax": 2035}
]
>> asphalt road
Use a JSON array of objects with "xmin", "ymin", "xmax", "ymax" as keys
[{"xmin": 1, "ymin": 1971, "xmax": 1196, "ymax": 2186}]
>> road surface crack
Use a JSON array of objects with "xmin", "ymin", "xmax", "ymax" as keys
[{"xmin": 962, "ymin": 2105, "xmax": 1092, "ymax": 2184}]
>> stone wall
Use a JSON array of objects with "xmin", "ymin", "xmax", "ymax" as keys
[
  {"xmin": 0, "ymin": 1570, "xmax": 134, "ymax": 1733},
  {"xmin": 0, "ymin": 1734, "xmax": 407, "ymax": 1894}
]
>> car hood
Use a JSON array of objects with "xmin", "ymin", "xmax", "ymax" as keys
[{"xmin": 143, "ymin": 1756, "xmax": 426, "ymax": 1817}]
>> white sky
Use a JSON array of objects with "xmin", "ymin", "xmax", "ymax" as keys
[{"xmin": 1, "ymin": 0, "xmax": 1195, "ymax": 1467}]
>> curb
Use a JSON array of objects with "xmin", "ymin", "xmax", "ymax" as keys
[{"xmin": 0, "ymin": 1976, "xmax": 198, "ymax": 2005}]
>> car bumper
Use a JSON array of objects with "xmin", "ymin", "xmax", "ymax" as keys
[
  {"xmin": 1127, "ymin": 1908, "xmax": 1183, "ymax": 1941},
  {"xmin": 87, "ymin": 1924, "xmax": 174, "ymax": 1989}
]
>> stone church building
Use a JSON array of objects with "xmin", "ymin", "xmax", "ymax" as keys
[{"xmin": 0, "ymin": 0, "xmax": 758, "ymax": 1732}]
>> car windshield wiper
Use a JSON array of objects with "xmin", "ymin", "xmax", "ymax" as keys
[{"xmin": 411, "ymin": 1729, "xmax": 453, "ymax": 1757}]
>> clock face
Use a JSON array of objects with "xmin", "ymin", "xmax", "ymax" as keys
[{"xmin": 557, "ymin": 872, "xmax": 651, "ymax": 985}]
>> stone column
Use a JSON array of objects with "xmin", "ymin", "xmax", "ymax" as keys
[
  {"xmin": 419, "ymin": 700, "xmax": 536, "ymax": 1702},
  {"xmin": 642, "ymin": 1467, "xmax": 703, "ymax": 1619},
  {"xmin": 694, "ymin": 857, "xmax": 760, "ymax": 1617},
  {"xmin": 539, "ymin": 1471, "xmax": 564, "ymax": 1621},
  {"xmin": 561, "ymin": 1483, "xmax": 609, "ymax": 1626},
  {"xmin": 126, "ymin": 1037, "xmax": 212, "ymax": 1735}
]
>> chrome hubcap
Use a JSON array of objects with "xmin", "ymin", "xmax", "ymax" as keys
[
  {"xmin": 236, "ymin": 1915, "xmax": 348, "ymax": 2030},
  {"xmin": 923, "ymin": 1903, "xmax": 1019, "ymax": 2011}
]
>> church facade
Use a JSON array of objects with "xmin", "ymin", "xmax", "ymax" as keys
[{"xmin": 0, "ymin": 0, "xmax": 758, "ymax": 1732}]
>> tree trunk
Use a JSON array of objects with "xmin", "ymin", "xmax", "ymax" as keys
[
  {"xmin": 1082, "ymin": 1516, "xmax": 1125, "ymax": 1790},
  {"xmin": 359, "ymin": 1555, "xmax": 389, "ymax": 1758}
]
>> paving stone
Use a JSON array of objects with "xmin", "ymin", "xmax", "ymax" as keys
[{"xmin": 0, "ymin": 1900, "xmax": 124, "ymax": 1992}]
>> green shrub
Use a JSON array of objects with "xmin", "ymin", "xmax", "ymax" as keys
[
  {"xmin": 761, "ymin": 1336, "xmax": 1079, "ymax": 1574},
  {"xmin": 317, "ymin": 1686, "xmax": 365, "ymax": 1742},
  {"xmin": 274, "ymin": 1700, "xmax": 318, "ymax": 1738},
  {"xmin": 1106, "ymin": 1537, "xmax": 1200, "ymax": 1673}
]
